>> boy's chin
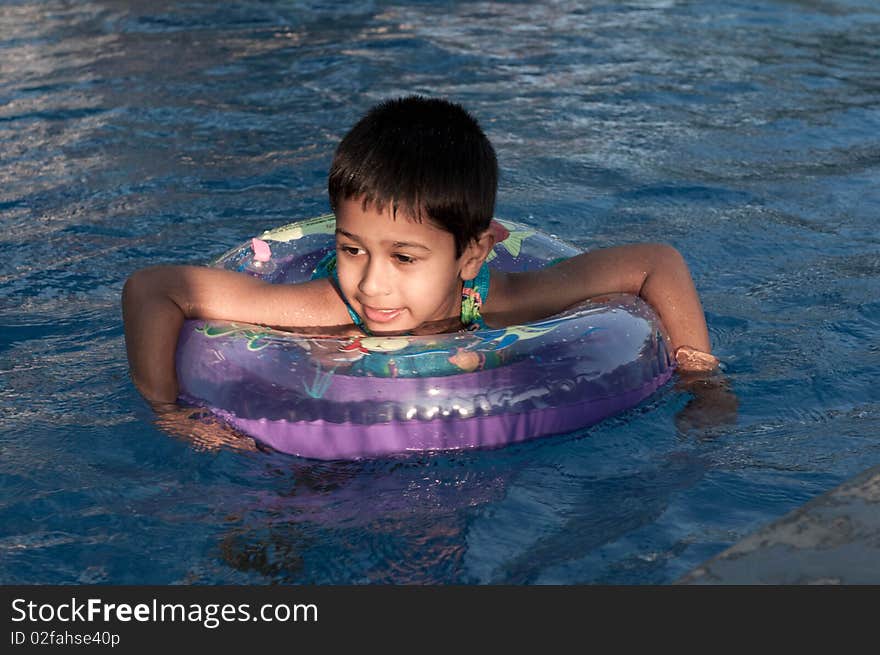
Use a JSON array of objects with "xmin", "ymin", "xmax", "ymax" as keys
[
  {"xmin": 367, "ymin": 315, "xmax": 463, "ymax": 337},
  {"xmin": 408, "ymin": 315, "xmax": 464, "ymax": 336}
]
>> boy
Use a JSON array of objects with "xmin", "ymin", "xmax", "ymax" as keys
[{"xmin": 124, "ymin": 96, "xmax": 718, "ymax": 404}]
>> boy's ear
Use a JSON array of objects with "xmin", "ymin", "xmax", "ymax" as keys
[{"xmin": 459, "ymin": 228, "xmax": 497, "ymax": 280}]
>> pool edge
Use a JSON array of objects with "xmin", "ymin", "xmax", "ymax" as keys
[{"xmin": 676, "ymin": 464, "xmax": 880, "ymax": 585}]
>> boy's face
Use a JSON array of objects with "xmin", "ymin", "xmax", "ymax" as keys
[{"xmin": 333, "ymin": 197, "xmax": 471, "ymax": 334}]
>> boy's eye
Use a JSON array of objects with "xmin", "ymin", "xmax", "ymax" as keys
[
  {"xmin": 394, "ymin": 254, "xmax": 415, "ymax": 264},
  {"xmin": 339, "ymin": 245, "xmax": 364, "ymax": 256}
]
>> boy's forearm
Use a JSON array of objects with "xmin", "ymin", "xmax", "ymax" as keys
[
  {"xmin": 122, "ymin": 267, "xmax": 184, "ymax": 403},
  {"xmin": 552, "ymin": 243, "xmax": 714, "ymax": 358},
  {"xmin": 639, "ymin": 246, "xmax": 716, "ymax": 370}
]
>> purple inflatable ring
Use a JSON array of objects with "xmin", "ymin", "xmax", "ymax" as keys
[{"xmin": 176, "ymin": 215, "xmax": 675, "ymax": 460}]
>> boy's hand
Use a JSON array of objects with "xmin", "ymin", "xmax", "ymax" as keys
[
  {"xmin": 674, "ymin": 374, "xmax": 739, "ymax": 436},
  {"xmin": 674, "ymin": 345, "xmax": 719, "ymax": 372},
  {"xmin": 151, "ymin": 402, "xmax": 258, "ymax": 452}
]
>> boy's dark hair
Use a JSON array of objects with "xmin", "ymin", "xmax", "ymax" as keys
[{"xmin": 328, "ymin": 96, "xmax": 498, "ymax": 258}]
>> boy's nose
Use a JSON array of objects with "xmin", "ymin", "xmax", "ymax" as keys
[{"xmin": 357, "ymin": 258, "xmax": 392, "ymax": 296}]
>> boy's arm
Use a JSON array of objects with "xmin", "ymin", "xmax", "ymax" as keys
[
  {"xmin": 122, "ymin": 265, "xmax": 347, "ymax": 403},
  {"xmin": 488, "ymin": 243, "xmax": 718, "ymax": 371}
]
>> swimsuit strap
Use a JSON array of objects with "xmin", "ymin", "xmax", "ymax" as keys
[
  {"xmin": 310, "ymin": 251, "xmax": 370, "ymax": 333},
  {"xmin": 460, "ymin": 262, "xmax": 490, "ymax": 330}
]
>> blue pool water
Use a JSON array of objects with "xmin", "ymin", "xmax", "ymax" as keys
[{"xmin": 2, "ymin": 0, "xmax": 878, "ymax": 584}]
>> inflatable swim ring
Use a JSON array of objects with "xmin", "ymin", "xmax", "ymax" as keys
[{"xmin": 176, "ymin": 215, "xmax": 675, "ymax": 460}]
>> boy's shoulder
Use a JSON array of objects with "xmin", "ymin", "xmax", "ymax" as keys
[
  {"xmin": 483, "ymin": 268, "xmax": 547, "ymax": 325},
  {"xmin": 279, "ymin": 276, "xmax": 352, "ymax": 328},
  {"xmin": 220, "ymin": 273, "xmax": 352, "ymax": 330},
  {"xmin": 486, "ymin": 261, "xmax": 568, "ymax": 303},
  {"xmin": 483, "ymin": 254, "xmax": 585, "ymax": 326}
]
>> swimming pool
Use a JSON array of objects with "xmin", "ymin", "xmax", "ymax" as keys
[{"xmin": 2, "ymin": 0, "xmax": 878, "ymax": 584}]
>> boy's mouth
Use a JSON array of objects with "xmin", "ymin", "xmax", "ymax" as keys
[{"xmin": 362, "ymin": 305, "xmax": 403, "ymax": 324}]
